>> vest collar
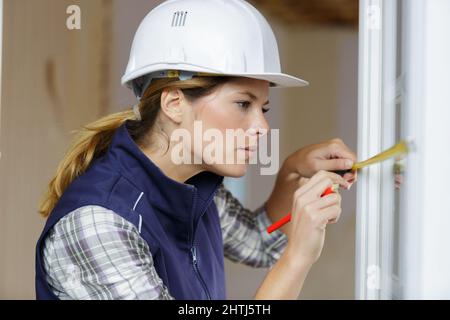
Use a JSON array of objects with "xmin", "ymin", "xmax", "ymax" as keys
[{"xmin": 107, "ymin": 121, "xmax": 224, "ymax": 222}]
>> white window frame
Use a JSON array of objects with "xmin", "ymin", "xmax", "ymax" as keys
[
  {"xmin": 399, "ymin": 0, "xmax": 450, "ymax": 299},
  {"xmin": 356, "ymin": 0, "xmax": 398, "ymax": 300},
  {"xmin": 356, "ymin": 0, "xmax": 450, "ymax": 299}
]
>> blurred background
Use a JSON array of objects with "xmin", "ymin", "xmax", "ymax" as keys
[{"xmin": 0, "ymin": 0, "xmax": 358, "ymax": 299}]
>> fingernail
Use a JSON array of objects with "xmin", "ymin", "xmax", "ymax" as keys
[
  {"xmin": 345, "ymin": 160, "xmax": 353, "ymax": 169},
  {"xmin": 347, "ymin": 183, "xmax": 353, "ymax": 190}
]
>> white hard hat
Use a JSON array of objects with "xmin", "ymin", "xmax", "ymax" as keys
[{"xmin": 122, "ymin": 0, "xmax": 309, "ymax": 99}]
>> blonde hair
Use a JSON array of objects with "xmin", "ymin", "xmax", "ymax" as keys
[{"xmin": 38, "ymin": 76, "xmax": 234, "ymax": 218}]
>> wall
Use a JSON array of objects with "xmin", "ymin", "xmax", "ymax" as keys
[{"xmin": 0, "ymin": 0, "xmax": 114, "ymax": 298}]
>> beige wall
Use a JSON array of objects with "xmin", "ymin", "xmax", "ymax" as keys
[
  {"xmin": 0, "ymin": 0, "xmax": 114, "ymax": 299},
  {"xmin": 0, "ymin": 0, "xmax": 357, "ymax": 299},
  {"xmin": 281, "ymin": 26, "xmax": 358, "ymax": 299}
]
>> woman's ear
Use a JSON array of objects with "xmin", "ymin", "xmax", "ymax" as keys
[{"xmin": 160, "ymin": 89, "xmax": 185, "ymax": 124}]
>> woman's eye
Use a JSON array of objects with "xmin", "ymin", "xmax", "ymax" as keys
[
  {"xmin": 236, "ymin": 101, "xmax": 251, "ymax": 109},
  {"xmin": 236, "ymin": 101, "xmax": 270, "ymax": 114}
]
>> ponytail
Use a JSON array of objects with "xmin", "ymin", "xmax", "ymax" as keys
[
  {"xmin": 39, "ymin": 75, "xmax": 234, "ymax": 218},
  {"xmin": 38, "ymin": 109, "xmax": 136, "ymax": 217}
]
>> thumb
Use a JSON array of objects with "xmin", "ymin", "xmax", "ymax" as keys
[{"xmin": 317, "ymin": 158, "xmax": 354, "ymax": 172}]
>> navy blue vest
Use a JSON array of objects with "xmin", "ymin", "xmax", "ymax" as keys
[{"xmin": 35, "ymin": 120, "xmax": 226, "ymax": 300}]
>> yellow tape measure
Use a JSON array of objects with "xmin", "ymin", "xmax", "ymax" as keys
[
  {"xmin": 336, "ymin": 140, "xmax": 410, "ymax": 176},
  {"xmin": 352, "ymin": 140, "xmax": 410, "ymax": 171}
]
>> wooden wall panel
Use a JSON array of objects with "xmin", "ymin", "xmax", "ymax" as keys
[
  {"xmin": 0, "ymin": 0, "xmax": 112, "ymax": 298},
  {"xmin": 250, "ymin": 0, "xmax": 359, "ymax": 27}
]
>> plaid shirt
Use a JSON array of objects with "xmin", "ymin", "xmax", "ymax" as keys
[{"xmin": 41, "ymin": 184, "xmax": 288, "ymax": 300}]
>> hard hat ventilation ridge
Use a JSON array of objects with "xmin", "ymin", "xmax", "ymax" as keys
[{"xmin": 171, "ymin": 11, "xmax": 188, "ymax": 27}]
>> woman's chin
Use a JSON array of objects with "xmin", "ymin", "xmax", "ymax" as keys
[{"xmin": 206, "ymin": 163, "xmax": 248, "ymax": 178}]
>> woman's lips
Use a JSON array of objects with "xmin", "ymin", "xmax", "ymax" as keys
[{"xmin": 237, "ymin": 146, "xmax": 257, "ymax": 158}]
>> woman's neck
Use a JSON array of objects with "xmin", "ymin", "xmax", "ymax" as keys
[{"xmin": 139, "ymin": 144, "xmax": 205, "ymax": 184}]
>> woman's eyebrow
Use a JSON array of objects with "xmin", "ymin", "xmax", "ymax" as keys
[{"xmin": 238, "ymin": 91, "xmax": 270, "ymax": 105}]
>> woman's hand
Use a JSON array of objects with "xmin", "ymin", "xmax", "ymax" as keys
[
  {"xmin": 255, "ymin": 170, "xmax": 344, "ymax": 299},
  {"xmin": 266, "ymin": 138, "xmax": 355, "ymax": 238},
  {"xmin": 285, "ymin": 170, "xmax": 343, "ymax": 266},
  {"xmin": 284, "ymin": 138, "xmax": 358, "ymax": 184}
]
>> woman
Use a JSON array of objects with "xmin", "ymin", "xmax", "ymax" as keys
[{"xmin": 35, "ymin": 0, "xmax": 357, "ymax": 300}]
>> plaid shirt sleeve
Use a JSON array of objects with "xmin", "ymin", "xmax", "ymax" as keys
[
  {"xmin": 214, "ymin": 183, "xmax": 288, "ymax": 268},
  {"xmin": 42, "ymin": 185, "xmax": 287, "ymax": 299},
  {"xmin": 42, "ymin": 205, "xmax": 174, "ymax": 300}
]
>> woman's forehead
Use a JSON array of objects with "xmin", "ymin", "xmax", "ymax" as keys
[{"xmin": 219, "ymin": 78, "xmax": 270, "ymax": 96}]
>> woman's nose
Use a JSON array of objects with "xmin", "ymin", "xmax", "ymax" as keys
[
  {"xmin": 247, "ymin": 126, "xmax": 269, "ymax": 139},
  {"xmin": 251, "ymin": 116, "xmax": 270, "ymax": 138},
  {"xmin": 247, "ymin": 128, "xmax": 258, "ymax": 136}
]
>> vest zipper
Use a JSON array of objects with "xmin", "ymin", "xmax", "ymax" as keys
[
  {"xmin": 190, "ymin": 245, "xmax": 211, "ymax": 300},
  {"xmin": 190, "ymin": 184, "xmax": 220, "ymax": 300}
]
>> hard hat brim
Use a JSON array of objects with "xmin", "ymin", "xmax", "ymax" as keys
[
  {"xmin": 122, "ymin": 70, "xmax": 309, "ymax": 90},
  {"xmin": 219, "ymin": 72, "xmax": 309, "ymax": 88}
]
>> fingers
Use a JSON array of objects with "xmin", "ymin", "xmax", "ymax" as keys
[
  {"xmin": 343, "ymin": 172, "xmax": 354, "ymax": 181},
  {"xmin": 308, "ymin": 170, "xmax": 350, "ymax": 190},
  {"xmin": 329, "ymin": 138, "xmax": 357, "ymax": 163},
  {"xmin": 293, "ymin": 174, "xmax": 335, "ymax": 210},
  {"xmin": 318, "ymin": 193, "xmax": 342, "ymax": 224},
  {"xmin": 296, "ymin": 195, "xmax": 342, "ymax": 229},
  {"xmin": 304, "ymin": 192, "xmax": 341, "ymax": 211},
  {"xmin": 308, "ymin": 176, "xmax": 337, "ymax": 199},
  {"xmin": 316, "ymin": 139, "xmax": 357, "ymax": 172},
  {"xmin": 343, "ymin": 171, "xmax": 358, "ymax": 184},
  {"xmin": 321, "ymin": 204, "xmax": 342, "ymax": 225},
  {"xmin": 308, "ymin": 194, "xmax": 342, "ymax": 224},
  {"xmin": 293, "ymin": 170, "xmax": 348, "ymax": 209},
  {"xmin": 318, "ymin": 158, "xmax": 354, "ymax": 172},
  {"xmin": 292, "ymin": 170, "xmax": 346, "ymax": 227}
]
